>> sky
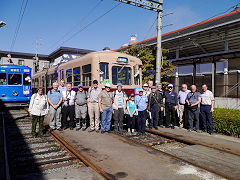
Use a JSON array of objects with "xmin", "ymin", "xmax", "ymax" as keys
[{"xmin": 0, "ymin": 0, "xmax": 239, "ymax": 55}]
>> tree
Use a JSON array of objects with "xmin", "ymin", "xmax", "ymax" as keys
[{"xmin": 122, "ymin": 44, "xmax": 176, "ymax": 85}]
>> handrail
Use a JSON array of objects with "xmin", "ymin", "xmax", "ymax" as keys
[{"xmin": 2, "ymin": 112, "xmax": 10, "ymax": 180}]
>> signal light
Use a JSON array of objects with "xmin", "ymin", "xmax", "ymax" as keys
[
  {"xmin": 24, "ymin": 94, "xmax": 28, "ymax": 97},
  {"xmin": 1, "ymin": 94, "xmax": 6, "ymax": 97}
]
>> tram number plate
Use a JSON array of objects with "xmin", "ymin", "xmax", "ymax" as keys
[{"xmin": 117, "ymin": 57, "xmax": 128, "ymax": 63}]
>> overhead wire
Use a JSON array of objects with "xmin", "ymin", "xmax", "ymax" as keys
[
  {"xmin": 143, "ymin": 17, "xmax": 157, "ymax": 40},
  {"xmin": 48, "ymin": 0, "xmax": 103, "ymax": 51},
  {"xmin": 10, "ymin": 0, "xmax": 29, "ymax": 51},
  {"xmin": 58, "ymin": 2, "xmax": 121, "ymax": 47}
]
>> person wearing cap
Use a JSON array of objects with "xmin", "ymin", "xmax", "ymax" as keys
[
  {"xmin": 98, "ymin": 83, "xmax": 114, "ymax": 133},
  {"xmin": 47, "ymin": 82, "xmax": 63, "ymax": 132},
  {"xmin": 112, "ymin": 83, "xmax": 127, "ymax": 135},
  {"xmin": 164, "ymin": 84, "xmax": 178, "ymax": 129},
  {"xmin": 29, "ymin": 87, "xmax": 49, "ymax": 137},
  {"xmin": 87, "ymin": 80, "xmax": 102, "ymax": 132},
  {"xmin": 135, "ymin": 88, "xmax": 148, "ymax": 135},
  {"xmin": 148, "ymin": 86, "xmax": 164, "ymax": 130},
  {"xmin": 62, "ymin": 83, "xmax": 76, "ymax": 130},
  {"xmin": 143, "ymin": 83, "xmax": 150, "ymax": 97},
  {"xmin": 126, "ymin": 93, "xmax": 137, "ymax": 135},
  {"xmin": 156, "ymin": 83, "xmax": 165, "ymax": 127},
  {"xmin": 75, "ymin": 84, "xmax": 88, "ymax": 131}
]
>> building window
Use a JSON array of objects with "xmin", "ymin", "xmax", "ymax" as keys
[
  {"xmin": 82, "ymin": 64, "xmax": 91, "ymax": 86},
  {"xmin": 18, "ymin": 59, "xmax": 24, "ymax": 65}
]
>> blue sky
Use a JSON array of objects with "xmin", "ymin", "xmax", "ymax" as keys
[{"xmin": 0, "ymin": 0, "xmax": 239, "ymax": 54}]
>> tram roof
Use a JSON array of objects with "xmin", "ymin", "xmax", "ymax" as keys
[{"xmin": 0, "ymin": 64, "xmax": 31, "ymax": 69}]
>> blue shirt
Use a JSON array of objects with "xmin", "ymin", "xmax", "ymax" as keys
[
  {"xmin": 164, "ymin": 90, "xmax": 178, "ymax": 105},
  {"xmin": 58, "ymin": 86, "xmax": 67, "ymax": 96},
  {"xmin": 135, "ymin": 94, "xmax": 148, "ymax": 111},
  {"xmin": 178, "ymin": 90, "xmax": 190, "ymax": 105},
  {"xmin": 126, "ymin": 100, "xmax": 137, "ymax": 115},
  {"xmin": 47, "ymin": 89, "xmax": 63, "ymax": 105},
  {"xmin": 118, "ymin": 93, "xmax": 123, "ymax": 108},
  {"xmin": 187, "ymin": 92, "xmax": 201, "ymax": 104}
]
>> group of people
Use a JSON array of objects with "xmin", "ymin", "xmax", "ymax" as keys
[{"xmin": 28, "ymin": 79, "xmax": 214, "ymax": 137}]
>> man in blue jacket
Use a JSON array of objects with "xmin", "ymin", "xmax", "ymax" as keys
[{"xmin": 164, "ymin": 84, "xmax": 178, "ymax": 129}]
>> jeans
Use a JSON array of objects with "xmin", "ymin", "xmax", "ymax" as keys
[
  {"xmin": 138, "ymin": 110, "xmax": 146, "ymax": 133},
  {"xmin": 113, "ymin": 108, "xmax": 124, "ymax": 133},
  {"xmin": 188, "ymin": 108, "xmax": 199, "ymax": 130},
  {"xmin": 101, "ymin": 107, "xmax": 112, "ymax": 131},
  {"xmin": 150, "ymin": 104, "xmax": 159, "ymax": 128},
  {"xmin": 200, "ymin": 105, "xmax": 213, "ymax": 133}
]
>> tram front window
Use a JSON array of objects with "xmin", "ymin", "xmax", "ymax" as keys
[
  {"xmin": 8, "ymin": 74, "xmax": 22, "ymax": 85},
  {"xmin": 0, "ymin": 73, "xmax": 6, "ymax": 85},
  {"xmin": 23, "ymin": 73, "xmax": 31, "ymax": 85},
  {"xmin": 112, "ymin": 66, "xmax": 131, "ymax": 85}
]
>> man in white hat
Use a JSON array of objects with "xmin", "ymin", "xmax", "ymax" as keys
[
  {"xmin": 143, "ymin": 83, "xmax": 150, "ymax": 98},
  {"xmin": 98, "ymin": 83, "xmax": 114, "ymax": 133}
]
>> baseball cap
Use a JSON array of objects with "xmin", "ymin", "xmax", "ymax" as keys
[
  {"xmin": 130, "ymin": 93, "xmax": 135, "ymax": 97},
  {"xmin": 105, "ymin": 83, "xmax": 111, "ymax": 88},
  {"xmin": 93, "ymin": 80, "xmax": 98, "ymax": 84},
  {"xmin": 78, "ymin": 84, "xmax": 83, "ymax": 88},
  {"xmin": 138, "ymin": 88, "xmax": 144, "ymax": 92},
  {"xmin": 143, "ymin": 83, "xmax": 148, "ymax": 87},
  {"xmin": 168, "ymin": 84, "xmax": 173, "ymax": 88},
  {"xmin": 117, "ymin": 83, "xmax": 123, "ymax": 87}
]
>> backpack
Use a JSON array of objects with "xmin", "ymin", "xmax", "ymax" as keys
[{"xmin": 113, "ymin": 90, "xmax": 127, "ymax": 98}]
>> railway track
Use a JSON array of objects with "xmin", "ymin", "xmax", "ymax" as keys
[
  {"xmin": 111, "ymin": 129, "xmax": 240, "ymax": 180},
  {"xmin": 0, "ymin": 108, "xmax": 111, "ymax": 180}
]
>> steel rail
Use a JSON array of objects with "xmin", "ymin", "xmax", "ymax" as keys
[
  {"xmin": 49, "ymin": 130, "xmax": 113, "ymax": 180},
  {"xmin": 146, "ymin": 128, "xmax": 240, "ymax": 157},
  {"xmin": 110, "ymin": 132, "xmax": 231, "ymax": 180},
  {"xmin": 2, "ymin": 112, "xmax": 10, "ymax": 180}
]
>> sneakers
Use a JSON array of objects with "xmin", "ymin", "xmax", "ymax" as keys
[
  {"xmin": 126, "ymin": 131, "xmax": 132, "ymax": 136},
  {"xmin": 132, "ymin": 131, "xmax": 137, "ymax": 136},
  {"xmin": 82, "ymin": 127, "xmax": 87, "ymax": 131}
]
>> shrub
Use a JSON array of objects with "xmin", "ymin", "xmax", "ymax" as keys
[{"xmin": 213, "ymin": 108, "xmax": 240, "ymax": 137}]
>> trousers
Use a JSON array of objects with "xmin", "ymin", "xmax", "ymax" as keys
[
  {"xmin": 188, "ymin": 108, "xmax": 199, "ymax": 130},
  {"xmin": 88, "ymin": 103, "xmax": 100, "ymax": 130},
  {"xmin": 75, "ymin": 104, "xmax": 87, "ymax": 128},
  {"xmin": 49, "ymin": 106, "xmax": 61, "ymax": 129},
  {"xmin": 32, "ymin": 115, "xmax": 44, "ymax": 135},
  {"xmin": 113, "ymin": 108, "xmax": 124, "ymax": 133},
  {"xmin": 150, "ymin": 104, "xmax": 159, "ymax": 128},
  {"xmin": 127, "ymin": 115, "xmax": 136, "ymax": 130},
  {"xmin": 101, "ymin": 107, "xmax": 112, "ymax": 131},
  {"xmin": 138, "ymin": 110, "xmax": 146, "ymax": 133},
  {"xmin": 200, "ymin": 105, "xmax": 213, "ymax": 133},
  {"xmin": 178, "ymin": 104, "xmax": 189, "ymax": 128},
  {"xmin": 62, "ymin": 105, "xmax": 75, "ymax": 128},
  {"xmin": 165, "ymin": 104, "xmax": 176, "ymax": 127}
]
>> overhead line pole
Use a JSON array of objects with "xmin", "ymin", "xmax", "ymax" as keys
[{"xmin": 114, "ymin": 0, "xmax": 163, "ymax": 84}]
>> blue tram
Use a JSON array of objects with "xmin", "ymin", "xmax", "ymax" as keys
[{"xmin": 0, "ymin": 64, "xmax": 32, "ymax": 107}]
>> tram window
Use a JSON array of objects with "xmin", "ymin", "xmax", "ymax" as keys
[
  {"xmin": 23, "ymin": 73, "xmax": 31, "ymax": 85},
  {"xmin": 82, "ymin": 64, "xmax": 91, "ymax": 86},
  {"xmin": 8, "ymin": 74, "xmax": 22, "ymax": 85},
  {"xmin": 66, "ymin": 69, "xmax": 72, "ymax": 83},
  {"xmin": 133, "ymin": 65, "xmax": 140, "ymax": 85},
  {"xmin": 61, "ymin": 70, "xmax": 64, "ymax": 80},
  {"xmin": 112, "ymin": 66, "xmax": 131, "ymax": 85},
  {"xmin": 100, "ymin": 63, "xmax": 109, "ymax": 84},
  {"xmin": 73, "ymin": 67, "xmax": 81, "ymax": 86},
  {"xmin": 0, "ymin": 73, "xmax": 6, "ymax": 85}
]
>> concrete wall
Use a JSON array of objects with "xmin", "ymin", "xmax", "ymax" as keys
[{"xmin": 215, "ymin": 97, "xmax": 240, "ymax": 109}]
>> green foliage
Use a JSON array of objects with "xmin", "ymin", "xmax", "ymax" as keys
[
  {"xmin": 213, "ymin": 108, "xmax": 240, "ymax": 137},
  {"xmin": 122, "ymin": 44, "xmax": 176, "ymax": 84}
]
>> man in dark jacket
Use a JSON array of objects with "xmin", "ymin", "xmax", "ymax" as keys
[
  {"xmin": 164, "ymin": 84, "xmax": 178, "ymax": 129},
  {"xmin": 148, "ymin": 86, "xmax": 164, "ymax": 130}
]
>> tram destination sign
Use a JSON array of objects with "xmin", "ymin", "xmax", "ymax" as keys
[
  {"xmin": 10, "ymin": 68, "xmax": 20, "ymax": 72},
  {"xmin": 117, "ymin": 57, "xmax": 128, "ymax": 63}
]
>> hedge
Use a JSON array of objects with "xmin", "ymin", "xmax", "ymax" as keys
[{"xmin": 213, "ymin": 108, "xmax": 240, "ymax": 137}]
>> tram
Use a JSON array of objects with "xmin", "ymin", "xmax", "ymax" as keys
[
  {"xmin": 32, "ymin": 50, "xmax": 142, "ymax": 95},
  {"xmin": 0, "ymin": 64, "xmax": 32, "ymax": 107}
]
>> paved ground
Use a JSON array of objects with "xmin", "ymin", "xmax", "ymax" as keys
[
  {"xmin": 152, "ymin": 127, "xmax": 240, "ymax": 155},
  {"xmin": 52, "ymin": 127, "xmax": 223, "ymax": 180}
]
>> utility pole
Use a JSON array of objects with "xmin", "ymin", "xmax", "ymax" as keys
[
  {"xmin": 115, "ymin": 0, "xmax": 163, "ymax": 83},
  {"xmin": 33, "ymin": 38, "xmax": 42, "ymax": 73},
  {"xmin": 156, "ymin": 0, "xmax": 163, "ymax": 84}
]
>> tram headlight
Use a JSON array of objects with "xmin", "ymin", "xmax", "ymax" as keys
[
  {"xmin": 13, "ymin": 91, "xmax": 18, "ymax": 96},
  {"xmin": 23, "ymin": 89, "xmax": 30, "ymax": 94}
]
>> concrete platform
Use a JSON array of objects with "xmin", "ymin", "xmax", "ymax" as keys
[
  {"xmin": 150, "ymin": 127, "xmax": 240, "ymax": 156},
  {"xmin": 54, "ymin": 128, "xmax": 223, "ymax": 180}
]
